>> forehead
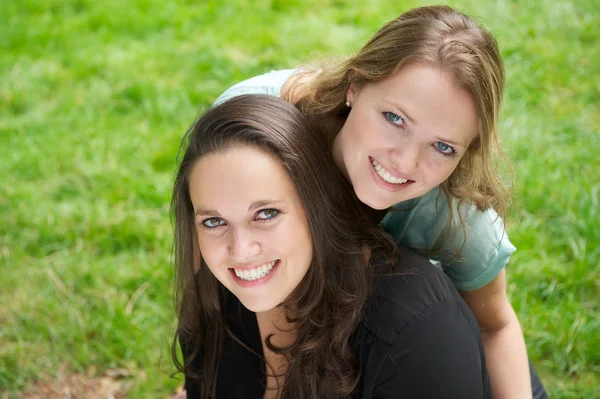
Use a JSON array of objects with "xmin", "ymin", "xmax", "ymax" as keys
[{"xmin": 188, "ymin": 146, "xmax": 299, "ymax": 213}]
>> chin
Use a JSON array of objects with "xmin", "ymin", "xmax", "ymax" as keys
[
  {"xmin": 240, "ymin": 299, "xmax": 278, "ymax": 313},
  {"xmin": 356, "ymin": 190, "xmax": 392, "ymax": 210},
  {"xmin": 366, "ymin": 200, "xmax": 389, "ymax": 210},
  {"xmin": 367, "ymin": 202, "xmax": 390, "ymax": 211}
]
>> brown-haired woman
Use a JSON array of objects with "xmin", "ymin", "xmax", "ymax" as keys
[
  {"xmin": 213, "ymin": 6, "xmax": 547, "ymax": 398},
  {"xmin": 172, "ymin": 94, "xmax": 490, "ymax": 398}
]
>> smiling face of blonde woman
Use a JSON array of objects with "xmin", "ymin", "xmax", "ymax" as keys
[{"xmin": 333, "ymin": 63, "xmax": 479, "ymax": 210}]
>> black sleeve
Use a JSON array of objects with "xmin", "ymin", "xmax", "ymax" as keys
[
  {"xmin": 373, "ymin": 300, "xmax": 490, "ymax": 399},
  {"xmin": 184, "ymin": 376, "xmax": 201, "ymax": 399},
  {"xmin": 180, "ymin": 334, "xmax": 202, "ymax": 399}
]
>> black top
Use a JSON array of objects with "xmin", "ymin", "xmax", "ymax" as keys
[{"xmin": 183, "ymin": 250, "xmax": 490, "ymax": 398}]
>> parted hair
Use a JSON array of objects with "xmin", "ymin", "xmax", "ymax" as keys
[{"xmin": 171, "ymin": 94, "xmax": 398, "ymax": 398}]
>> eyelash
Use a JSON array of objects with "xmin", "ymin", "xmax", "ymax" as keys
[
  {"xmin": 199, "ymin": 208, "xmax": 281, "ymax": 230},
  {"xmin": 199, "ymin": 217, "xmax": 224, "ymax": 230},
  {"xmin": 382, "ymin": 111, "xmax": 457, "ymax": 158},
  {"xmin": 255, "ymin": 208, "xmax": 281, "ymax": 223},
  {"xmin": 433, "ymin": 142, "xmax": 456, "ymax": 157},
  {"xmin": 383, "ymin": 111, "xmax": 406, "ymax": 128}
]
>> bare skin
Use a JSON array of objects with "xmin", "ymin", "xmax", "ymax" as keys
[{"xmin": 460, "ymin": 270, "xmax": 532, "ymax": 399}]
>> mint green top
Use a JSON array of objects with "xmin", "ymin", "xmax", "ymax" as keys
[{"xmin": 214, "ymin": 69, "xmax": 516, "ymax": 291}]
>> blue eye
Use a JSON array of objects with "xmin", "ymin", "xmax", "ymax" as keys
[
  {"xmin": 384, "ymin": 112, "xmax": 405, "ymax": 127},
  {"xmin": 202, "ymin": 217, "xmax": 225, "ymax": 229},
  {"xmin": 256, "ymin": 209, "xmax": 280, "ymax": 220},
  {"xmin": 434, "ymin": 142, "xmax": 455, "ymax": 156}
]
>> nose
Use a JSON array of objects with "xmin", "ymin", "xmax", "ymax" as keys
[
  {"xmin": 227, "ymin": 226, "xmax": 261, "ymax": 261},
  {"xmin": 391, "ymin": 142, "xmax": 421, "ymax": 176}
]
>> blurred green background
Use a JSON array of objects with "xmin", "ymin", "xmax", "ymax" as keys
[{"xmin": 1, "ymin": 0, "xmax": 598, "ymax": 397}]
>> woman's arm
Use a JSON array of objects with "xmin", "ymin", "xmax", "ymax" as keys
[
  {"xmin": 213, "ymin": 69, "xmax": 296, "ymax": 106},
  {"xmin": 460, "ymin": 270, "xmax": 532, "ymax": 399},
  {"xmin": 373, "ymin": 299, "xmax": 490, "ymax": 398},
  {"xmin": 381, "ymin": 190, "xmax": 533, "ymax": 398}
]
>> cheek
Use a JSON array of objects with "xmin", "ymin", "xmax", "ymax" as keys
[
  {"xmin": 355, "ymin": 116, "xmax": 396, "ymax": 151},
  {"xmin": 294, "ymin": 223, "xmax": 314, "ymax": 270},
  {"xmin": 277, "ymin": 217, "xmax": 313, "ymax": 265},
  {"xmin": 429, "ymin": 158, "xmax": 461, "ymax": 183},
  {"xmin": 353, "ymin": 113, "xmax": 379, "ymax": 141},
  {"xmin": 344, "ymin": 113, "xmax": 370, "ymax": 143},
  {"xmin": 293, "ymin": 230, "xmax": 313, "ymax": 265},
  {"xmin": 197, "ymin": 234, "xmax": 225, "ymax": 269}
]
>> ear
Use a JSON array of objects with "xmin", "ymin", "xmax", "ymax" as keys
[
  {"xmin": 345, "ymin": 69, "xmax": 360, "ymax": 104},
  {"xmin": 346, "ymin": 81, "xmax": 360, "ymax": 104}
]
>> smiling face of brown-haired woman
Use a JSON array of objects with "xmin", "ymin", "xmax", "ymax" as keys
[{"xmin": 188, "ymin": 145, "xmax": 313, "ymax": 314}]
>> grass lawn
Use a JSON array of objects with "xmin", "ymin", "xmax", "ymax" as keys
[{"xmin": 1, "ymin": 0, "xmax": 598, "ymax": 397}]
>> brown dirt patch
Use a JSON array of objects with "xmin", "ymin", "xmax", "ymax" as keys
[
  {"xmin": 10, "ymin": 369, "xmax": 133, "ymax": 399},
  {"xmin": 3, "ymin": 369, "xmax": 185, "ymax": 399}
]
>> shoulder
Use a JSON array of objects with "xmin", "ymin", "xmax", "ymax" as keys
[
  {"xmin": 382, "ymin": 186, "xmax": 508, "ymax": 243},
  {"xmin": 213, "ymin": 69, "xmax": 298, "ymax": 105},
  {"xmin": 362, "ymin": 249, "xmax": 473, "ymax": 344},
  {"xmin": 355, "ymin": 250, "xmax": 490, "ymax": 397},
  {"xmin": 381, "ymin": 188, "xmax": 516, "ymax": 291},
  {"xmin": 372, "ymin": 249, "xmax": 461, "ymax": 310}
]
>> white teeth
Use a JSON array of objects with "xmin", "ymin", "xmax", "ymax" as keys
[
  {"xmin": 371, "ymin": 159, "xmax": 408, "ymax": 185},
  {"xmin": 234, "ymin": 260, "xmax": 277, "ymax": 282}
]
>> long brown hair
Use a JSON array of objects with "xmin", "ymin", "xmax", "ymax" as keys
[
  {"xmin": 288, "ymin": 5, "xmax": 512, "ymax": 242},
  {"xmin": 171, "ymin": 94, "xmax": 398, "ymax": 398}
]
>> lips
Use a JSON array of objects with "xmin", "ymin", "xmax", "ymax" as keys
[
  {"xmin": 230, "ymin": 259, "xmax": 280, "ymax": 286},
  {"xmin": 233, "ymin": 260, "xmax": 277, "ymax": 281},
  {"xmin": 365, "ymin": 157, "xmax": 415, "ymax": 199},
  {"xmin": 371, "ymin": 158, "xmax": 409, "ymax": 184}
]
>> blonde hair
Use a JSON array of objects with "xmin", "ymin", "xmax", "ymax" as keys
[{"xmin": 288, "ymin": 5, "xmax": 512, "ymax": 232}]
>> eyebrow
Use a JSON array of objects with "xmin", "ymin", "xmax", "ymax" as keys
[
  {"xmin": 248, "ymin": 199, "xmax": 287, "ymax": 212},
  {"xmin": 194, "ymin": 199, "xmax": 288, "ymax": 216}
]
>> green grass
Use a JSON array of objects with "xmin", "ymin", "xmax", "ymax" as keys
[{"xmin": 1, "ymin": 0, "xmax": 598, "ymax": 397}]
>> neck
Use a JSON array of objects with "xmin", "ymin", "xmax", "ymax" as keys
[
  {"xmin": 256, "ymin": 306, "xmax": 295, "ymax": 398},
  {"xmin": 256, "ymin": 306, "xmax": 296, "ymax": 349},
  {"xmin": 361, "ymin": 203, "xmax": 389, "ymax": 225}
]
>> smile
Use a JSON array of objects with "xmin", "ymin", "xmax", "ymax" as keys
[
  {"xmin": 371, "ymin": 159, "xmax": 408, "ymax": 184},
  {"xmin": 233, "ymin": 260, "xmax": 277, "ymax": 281}
]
